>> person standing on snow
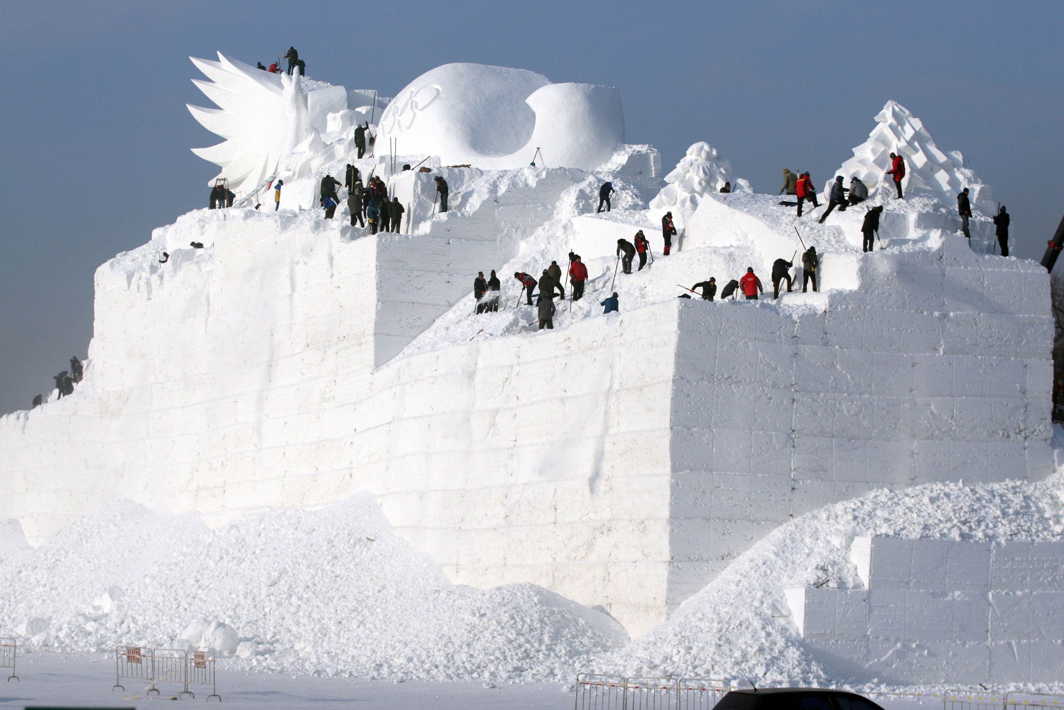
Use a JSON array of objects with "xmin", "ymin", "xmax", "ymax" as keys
[
  {"xmin": 994, "ymin": 206, "xmax": 1011, "ymax": 256},
  {"xmin": 323, "ymin": 194, "xmax": 338, "ymax": 219},
  {"xmin": 473, "ymin": 272, "xmax": 488, "ymax": 314},
  {"xmin": 354, "ymin": 123, "xmax": 368, "ymax": 159},
  {"xmin": 780, "ymin": 168, "xmax": 798, "ymax": 195},
  {"xmin": 538, "ymin": 296, "xmax": 556, "ymax": 330},
  {"xmin": 848, "ymin": 176, "xmax": 869, "ymax": 205},
  {"xmin": 70, "ymin": 356, "xmax": 84, "ymax": 384},
  {"xmin": 771, "ymin": 258, "xmax": 793, "ymax": 298},
  {"xmin": 345, "ymin": 164, "xmax": 360, "ymax": 191},
  {"xmin": 547, "ymin": 260, "xmax": 564, "ymax": 298},
  {"xmin": 597, "ymin": 181, "xmax": 615, "ymax": 213},
  {"xmin": 348, "ymin": 181, "xmax": 365, "ymax": 227},
  {"xmin": 320, "ymin": 174, "xmax": 342, "ymax": 207},
  {"xmin": 861, "ymin": 205, "xmax": 883, "ymax": 252},
  {"xmin": 691, "ymin": 277, "xmax": 717, "ymax": 301},
  {"xmin": 802, "ymin": 247, "xmax": 820, "ymax": 292},
  {"xmin": 616, "ymin": 238, "xmax": 636, "ymax": 275},
  {"xmin": 487, "ymin": 270, "xmax": 501, "ymax": 311},
  {"xmin": 661, "ymin": 212, "xmax": 677, "ymax": 255},
  {"xmin": 434, "ymin": 176, "xmax": 449, "ymax": 212},
  {"xmin": 284, "ymin": 46, "xmax": 300, "ymax": 75},
  {"xmin": 886, "ymin": 152, "xmax": 906, "ymax": 198},
  {"xmin": 538, "ymin": 269, "xmax": 563, "ymax": 304},
  {"xmin": 569, "ymin": 255, "xmax": 588, "ymax": 301},
  {"xmin": 958, "ymin": 187, "xmax": 973, "ymax": 240},
  {"xmin": 795, "ymin": 172, "xmax": 819, "ymax": 217},
  {"xmin": 515, "ymin": 271, "xmax": 537, "ymax": 305},
  {"xmin": 720, "ymin": 181, "xmax": 732, "ymax": 193},
  {"xmin": 634, "ymin": 231, "xmax": 650, "ymax": 270},
  {"xmin": 739, "ymin": 267, "xmax": 763, "ymax": 300},
  {"xmin": 274, "ymin": 179, "xmax": 284, "ymax": 211},
  {"xmin": 388, "ymin": 197, "xmax": 404, "ymax": 232},
  {"xmin": 366, "ymin": 199, "xmax": 380, "ymax": 233},
  {"xmin": 601, "ymin": 292, "xmax": 619, "ymax": 314}
]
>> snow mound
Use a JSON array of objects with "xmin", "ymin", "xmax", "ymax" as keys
[
  {"xmin": 650, "ymin": 142, "xmax": 747, "ymax": 222},
  {"xmin": 377, "ymin": 63, "xmax": 624, "ymax": 170},
  {"xmin": 601, "ymin": 472, "xmax": 1064, "ymax": 684},
  {"xmin": 0, "ymin": 497, "xmax": 626, "ymax": 683},
  {"xmin": 835, "ymin": 100, "xmax": 993, "ymax": 210}
]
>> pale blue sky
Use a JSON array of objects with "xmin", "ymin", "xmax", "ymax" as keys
[{"xmin": 1, "ymin": 0, "xmax": 1061, "ymax": 412}]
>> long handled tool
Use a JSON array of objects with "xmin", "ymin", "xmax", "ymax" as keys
[
  {"xmin": 609, "ymin": 255, "xmax": 620, "ymax": 292},
  {"xmin": 793, "ymin": 226, "xmax": 807, "ymax": 250}
]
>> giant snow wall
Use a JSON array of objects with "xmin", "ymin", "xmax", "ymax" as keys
[{"xmin": 0, "ymin": 197, "xmax": 1052, "ymax": 635}]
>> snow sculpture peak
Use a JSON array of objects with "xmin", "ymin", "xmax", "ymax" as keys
[
  {"xmin": 836, "ymin": 100, "xmax": 993, "ymax": 210},
  {"xmin": 187, "ymin": 53, "xmax": 347, "ymax": 197},
  {"xmin": 650, "ymin": 142, "xmax": 744, "ymax": 220},
  {"xmin": 376, "ymin": 63, "xmax": 625, "ymax": 171}
]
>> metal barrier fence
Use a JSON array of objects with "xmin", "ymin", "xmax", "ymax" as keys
[
  {"xmin": 941, "ymin": 692, "xmax": 1064, "ymax": 710},
  {"xmin": 574, "ymin": 674, "xmax": 729, "ymax": 710},
  {"xmin": 113, "ymin": 646, "xmax": 220, "ymax": 701},
  {"xmin": 0, "ymin": 637, "xmax": 17, "ymax": 682}
]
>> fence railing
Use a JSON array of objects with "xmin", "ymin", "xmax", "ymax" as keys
[
  {"xmin": 574, "ymin": 674, "xmax": 729, "ymax": 710},
  {"xmin": 0, "ymin": 637, "xmax": 17, "ymax": 682},
  {"xmin": 113, "ymin": 646, "xmax": 220, "ymax": 701}
]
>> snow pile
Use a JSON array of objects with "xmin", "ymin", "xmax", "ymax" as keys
[
  {"xmin": 649, "ymin": 141, "xmax": 746, "ymax": 222},
  {"xmin": 835, "ymin": 100, "xmax": 993, "ymax": 210},
  {"xmin": 602, "ymin": 471, "xmax": 1064, "ymax": 684},
  {"xmin": 377, "ymin": 63, "xmax": 625, "ymax": 171},
  {"xmin": 0, "ymin": 497, "xmax": 626, "ymax": 683}
]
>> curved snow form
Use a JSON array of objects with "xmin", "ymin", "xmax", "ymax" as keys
[
  {"xmin": 187, "ymin": 53, "xmax": 347, "ymax": 196},
  {"xmin": 602, "ymin": 471, "xmax": 1064, "ymax": 684},
  {"xmin": 649, "ymin": 142, "xmax": 748, "ymax": 222},
  {"xmin": 0, "ymin": 497, "xmax": 626, "ymax": 682},
  {"xmin": 834, "ymin": 100, "xmax": 993, "ymax": 211},
  {"xmin": 377, "ymin": 63, "xmax": 625, "ymax": 170}
]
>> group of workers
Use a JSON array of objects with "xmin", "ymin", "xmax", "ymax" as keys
[{"xmin": 30, "ymin": 356, "xmax": 84, "ymax": 410}]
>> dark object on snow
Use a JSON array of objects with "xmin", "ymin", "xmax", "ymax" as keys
[
  {"xmin": 285, "ymin": 46, "xmax": 299, "ymax": 74},
  {"xmin": 597, "ymin": 182, "xmax": 614, "ymax": 213},
  {"xmin": 720, "ymin": 181, "xmax": 732, "ymax": 193},
  {"xmin": 720, "ymin": 279, "xmax": 739, "ymax": 300},
  {"xmin": 994, "ymin": 206, "xmax": 1011, "ymax": 257},
  {"xmin": 159, "ymin": 252, "xmax": 169, "ymax": 263},
  {"xmin": 795, "ymin": 172, "xmax": 819, "ymax": 217},
  {"xmin": 714, "ymin": 688, "xmax": 885, "ymax": 710},
  {"xmin": 818, "ymin": 176, "xmax": 848, "ymax": 223},
  {"xmin": 601, "ymin": 292, "xmax": 619, "ymax": 314},
  {"xmin": 190, "ymin": 241, "xmax": 204, "ymax": 249},
  {"xmin": 780, "ymin": 169, "xmax": 797, "ymax": 195},
  {"xmin": 537, "ymin": 297, "xmax": 556, "ymax": 330},
  {"xmin": 53, "ymin": 371, "xmax": 73, "ymax": 398},
  {"xmin": 435, "ymin": 176, "xmax": 449, "ymax": 212},
  {"xmin": 31, "ymin": 394, "xmax": 43, "ymax": 408},
  {"xmin": 354, "ymin": 123, "xmax": 368, "ymax": 159},
  {"xmin": 692, "ymin": 278, "xmax": 716, "ymax": 301},
  {"xmin": 1040, "ymin": 215, "xmax": 1064, "ymax": 272},
  {"xmin": 802, "ymin": 247, "xmax": 820, "ymax": 292},
  {"xmin": 70, "ymin": 356, "xmax": 84, "ymax": 383},
  {"xmin": 537, "ymin": 270, "xmax": 563, "ymax": 303},
  {"xmin": 569, "ymin": 257, "xmax": 588, "ymax": 301},
  {"xmin": 320, "ymin": 175, "xmax": 342, "ymax": 204},
  {"xmin": 473, "ymin": 272, "xmax": 488, "ymax": 314},
  {"xmin": 616, "ymin": 239, "xmax": 635, "ymax": 274},
  {"xmin": 547, "ymin": 261, "xmax": 564, "ymax": 297},
  {"xmin": 388, "ymin": 198, "xmax": 404, "ymax": 232},
  {"xmin": 661, "ymin": 212, "xmax": 677, "ymax": 255},
  {"xmin": 345, "ymin": 164, "xmax": 360, "ymax": 190},
  {"xmin": 862, "ymin": 206, "xmax": 884, "ymax": 252},
  {"xmin": 958, "ymin": 188, "xmax": 973, "ymax": 240},
  {"xmin": 886, "ymin": 152, "xmax": 906, "ymax": 198},
  {"xmin": 771, "ymin": 258, "xmax": 793, "ymax": 298}
]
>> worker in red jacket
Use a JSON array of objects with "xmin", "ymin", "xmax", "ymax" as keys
[
  {"xmin": 739, "ymin": 267, "xmax": 763, "ymax": 300},
  {"xmin": 514, "ymin": 271, "xmax": 537, "ymax": 305},
  {"xmin": 634, "ymin": 230, "xmax": 650, "ymax": 270},
  {"xmin": 569, "ymin": 256, "xmax": 589, "ymax": 301},
  {"xmin": 886, "ymin": 152, "xmax": 906, "ymax": 199},
  {"xmin": 795, "ymin": 172, "xmax": 819, "ymax": 217}
]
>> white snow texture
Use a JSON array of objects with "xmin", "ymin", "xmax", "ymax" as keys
[{"xmin": 0, "ymin": 55, "xmax": 1057, "ymax": 687}]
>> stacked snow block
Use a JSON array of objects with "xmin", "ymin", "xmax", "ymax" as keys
[
  {"xmin": 666, "ymin": 238, "xmax": 1053, "ymax": 611},
  {"xmin": 786, "ymin": 536, "xmax": 1064, "ymax": 684}
]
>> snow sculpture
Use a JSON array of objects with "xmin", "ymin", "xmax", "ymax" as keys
[
  {"xmin": 187, "ymin": 53, "xmax": 346, "ymax": 196},
  {"xmin": 649, "ymin": 142, "xmax": 744, "ymax": 221},
  {"xmin": 834, "ymin": 100, "xmax": 993, "ymax": 210},
  {"xmin": 376, "ymin": 63, "xmax": 624, "ymax": 171}
]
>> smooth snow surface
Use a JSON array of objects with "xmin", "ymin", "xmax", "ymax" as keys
[
  {"xmin": 377, "ymin": 63, "xmax": 624, "ymax": 170},
  {"xmin": 0, "ymin": 496, "xmax": 626, "ymax": 683}
]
